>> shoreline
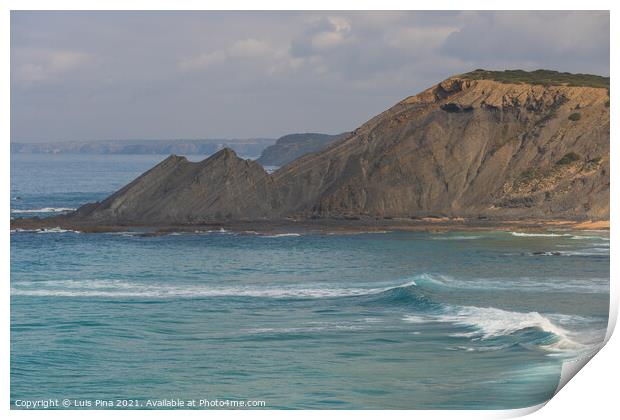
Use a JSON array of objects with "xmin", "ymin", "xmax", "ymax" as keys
[{"xmin": 10, "ymin": 216, "xmax": 610, "ymax": 235}]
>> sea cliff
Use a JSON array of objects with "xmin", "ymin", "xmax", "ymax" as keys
[{"xmin": 12, "ymin": 70, "xmax": 610, "ymax": 231}]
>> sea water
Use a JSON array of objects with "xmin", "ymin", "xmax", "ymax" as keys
[{"xmin": 10, "ymin": 154, "xmax": 610, "ymax": 409}]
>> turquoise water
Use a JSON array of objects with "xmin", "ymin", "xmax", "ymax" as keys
[{"xmin": 11, "ymin": 154, "xmax": 610, "ymax": 409}]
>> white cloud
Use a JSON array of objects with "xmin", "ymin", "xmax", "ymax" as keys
[
  {"xmin": 441, "ymin": 11, "xmax": 609, "ymax": 75},
  {"xmin": 11, "ymin": 11, "xmax": 610, "ymax": 142},
  {"xmin": 12, "ymin": 49, "xmax": 94, "ymax": 85},
  {"xmin": 228, "ymin": 39, "xmax": 273, "ymax": 58},
  {"xmin": 386, "ymin": 25, "xmax": 458, "ymax": 52},
  {"xmin": 178, "ymin": 50, "xmax": 226, "ymax": 71},
  {"xmin": 179, "ymin": 38, "xmax": 284, "ymax": 72},
  {"xmin": 291, "ymin": 16, "xmax": 354, "ymax": 56}
]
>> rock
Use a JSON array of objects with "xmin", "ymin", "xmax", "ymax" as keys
[
  {"xmin": 532, "ymin": 251, "xmax": 562, "ymax": 256},
  {"xmin": 64, "ymin": 70, "xmax": 610, "ymax": 225},
  {"xmin": 256, "ymin": 133, "xmax": 346, "ymax": 167},
  {"xmin": 74, "ymin": 149, "xmax": 276, "ymax": 224}
]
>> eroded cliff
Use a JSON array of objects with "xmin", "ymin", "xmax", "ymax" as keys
[{"xmin": 61, "ymin": 70, "xmax": 611, "ymax": 225}]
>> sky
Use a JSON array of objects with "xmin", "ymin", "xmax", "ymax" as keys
[{"xmin": 10, "ymin": 11, "xmax": 610, "ymax": 143}]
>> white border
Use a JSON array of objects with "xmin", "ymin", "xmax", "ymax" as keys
[{"xmin": 3, "ymin": 2, "xmax": 616, "ymax": 419}]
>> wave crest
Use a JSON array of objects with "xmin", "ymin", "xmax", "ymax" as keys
[
  {"xmin": 402, "ymin": 305, "xmax": 584, "ymax": 351},
  {"xmin": 11, "ymin": 207, "xmax": 75, "ymax": 214},
  {"xmin": 11, "ymin": 227, "xmax": 81, "ymax": 234},
  {"xmin": 10, "ymin": 278, "xmax": 418, "ymax": 299},
  {"xmin": 511, "ymin": 232, "xmax": 571, "ymax": 237}
]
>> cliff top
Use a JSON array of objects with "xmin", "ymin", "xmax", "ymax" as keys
[
  {"xmin": 398, "ymin": 70, "xmax": 610, "ymax": 111},
  {"xmin": 460, "ymin": 69, "xmax": 609, "ymax": 89}
]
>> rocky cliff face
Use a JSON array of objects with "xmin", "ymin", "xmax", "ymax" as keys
[
  {"xmin": 75, "ymin": 149, "xmax": 276, "ymax": 223},
  {"xmin": 257, "ymin": 133, "xmax": 345, "ymax": 167},
  {"xmin": 68, "ymin": 72, "xmax": 610, "ymax": 225}
]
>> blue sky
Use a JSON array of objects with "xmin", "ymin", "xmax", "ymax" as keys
[{"xmin": 11, "ymin": 11, "xmax": 610, "ymax": 142}]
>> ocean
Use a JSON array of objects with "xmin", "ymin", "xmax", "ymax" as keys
[{"xmin": 10, "ymin": 153, "xmax": 610, "ymax": 409}]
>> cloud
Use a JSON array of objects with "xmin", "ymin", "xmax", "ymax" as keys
[
  {"xmin": 178, "ymin": 50, "xmax": 226, "ymax": 71},
  {"xmin": 179, "ymin": 38, "xmax": 285, "ymax": 72},
  {"xmin": 12, "ymin": 48, "xmax": 95, "ymax": 85},
  {"xmin": 386, "ymin": 25, "xmax": 458, "ymax": 52},
  {"xmin": 441, "ymin": 11, "xmax": 609, "ymax": 75},
  {"xmin": 290, "ymin": 16, "xmax": 354, "ymax": 57},
  {"xmin": 10, "ymin": 11, "xmax": 610, "ymax": 142},
  {"xmin": 228, "ymin": 38, "xmax": 274, "ymax": 58}
]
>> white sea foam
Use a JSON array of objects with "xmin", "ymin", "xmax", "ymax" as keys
[
  {"xmin": 437, "ymin": 306, "xmax": 569, "ymax": 339},
  {"xmin": 432, "ymin": 235, "xmax": 483, "ymax": 240},
  {"xmin": 510, "ymin": 232, "xmax": 571, "ymax": 237},
  {"xmin": 406, "ymin": 273, "xmax": 448, "ymax": 288},
  {"xmin": 570, "ymin": 235, "xmax": 610, "ymax": 241},
  {"xmin": 260, "ymin": 233, "xmax": 302, "ymax": 238},
  {"xmin": 193, "ymin": 228, "xmax": 233, "ymax": 235},
  {"xmin": 361, "ymin": 317, "xmax": 382, "ymax": 324},
  {"xmin": 403, "ymin": 304, "xmax": 588, "ymax": 351},
  {"xmin": 9, "ymin": 287, "xmax": 368, "ymax": 298},
  {"xmin": 354, "ymin": 230, "xmax": 391, "ymax": 234},
  {"xmin": 326, "ymin": 230, "xmax": 391, "ymax": 236},
  {"xmin": 531, "ymin": 251, "xmax": 562, "ymax": 256},
  {"xmin": 244, "ymin": 323, "xmax": 364, "ymax": 335},
  {"xmin": 402, "ymin": 315, "xmax": 429, "ymax": 323},
  {"xmin": 561, "ymin": 248, "xmax": 610, "ymax": 256},
  {"xmin": 11, "ymin": 207, "xmax": 75, "ymax": 214},
  {"xmin": 11, "ymin": 227, "xmax": 80, "ymax": 234},
  {"xmin": 37, "ymin": 227, "xmax": 80, "ymax": 234},
  {"xmin": 10, "ymin": 278, "xmax": 417, "ymax": 299}
]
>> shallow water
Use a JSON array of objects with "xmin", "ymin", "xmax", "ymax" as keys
[{"xmin": 10, "ymin": 154, "xmax": 610, "ymax": 409}]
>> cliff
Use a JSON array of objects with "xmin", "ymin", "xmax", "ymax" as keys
[
  {"xmin": 256, "ymin": 133, "xmax": 346, "ymax": 167},
  {"xmin": 270, "ymin": 74, "xmax": 609, "ymax": 220},
  {"xmin": 28, "ymin": 70, "xmax": 611, "ymax": 226},
  {"xmin": 73, "ymin": 149, "xmax": 276, "ymax": 223}
]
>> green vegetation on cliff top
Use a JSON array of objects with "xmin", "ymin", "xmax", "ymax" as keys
[{"xmin": 461, "ymin": 69, "xmax": 609, "ymax": 89}]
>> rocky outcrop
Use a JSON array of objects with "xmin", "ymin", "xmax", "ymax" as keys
[
  {"xmin": 61, "ymin": 71, "xmax": 611, "ymax": 225},
  {"xmin": 75, "ymin": 149, "xmax": 276, "ymax": 223},
  {"xmin": 256, "ymin": 133, "xmax": 345, "ymax": 167}
]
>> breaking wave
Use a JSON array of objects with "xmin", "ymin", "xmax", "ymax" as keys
[
  {"xmin": 436, "ymin": 306, "xmax": 568, "ymax": 338},
  {"xmin": 11, "ymin": 207, "xmax": 75, "ymax": 214},
  {"xmin": 12, "ymin": 271, "xmax": 605, "ymax": 298},
  {"xmin": 10, "ymin": 273, "xmax": 602, "ymax": 353},
  {"xmin": 510, "ymin": 232, "xmax": 571, "ymax": 237},
  {"xmin": 402, "ymin": 305, "xmax": 586, "ymax": 352},
  {"xmin": 11, "ymin": 227, "xmax": 81, "ymax": 234},
  {"xmin": 10, "ymin": 278, "xmax": 417, "ymax": 299}
]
